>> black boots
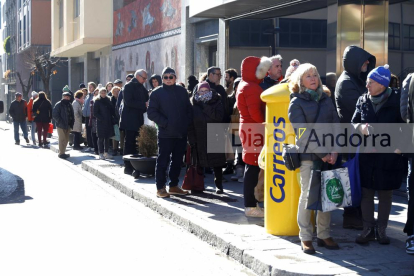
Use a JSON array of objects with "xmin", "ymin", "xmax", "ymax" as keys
[{"xmin": 356, "ymin": 225, "xmax": 390, "ymax": 245}]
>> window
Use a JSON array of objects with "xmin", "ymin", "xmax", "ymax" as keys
[
  {"xmin": 403, "ymin": 24, "xmax": 414, "ymax": 51},
  {"xmin": 59, "ymin": 0, "xmax": 63, "ymax": 29},
  {"xmin": 278, "ymin": 18, "xmax": 327, "ymax": 48},
  {"xmin": 229, "ymin": 19, "xmax": 273, "ymax": 47},
  {"xmin": 389, "ymin": 22, "xmax": 400, "ymax": 50},
  {"xmin": 23, "ymin": 15, "xmax": 26, "ymax": 45},
  {"xmin": 74, "ymin": 0, "xmax": 80, "ymax": 18}
]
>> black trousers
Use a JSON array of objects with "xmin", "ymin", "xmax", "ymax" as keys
[
  {"xmin": 361, "ymin": 187, "xmax": 393, "ymax": 228},
  {"xmin": 98, "ymin": 137, "xmax": 110, "ymax": 153},
  {"xmin": 155, "ymin": 137, "xmax": 187, "ymax": 190},
  {"xmin": 405, "ymin": 159, "xmax": 414, "ymax": 236},
  {"xmin": 244, "ymin": 164, "xmax": 260, "ymax": 207},
  {"xmin": 123, "ymin": 130, "xmax": 138, "ymax": 171},
  {"xmin": 213, "ymin": 167, "xmax": 223, "ymax": 190},
  {"xmin": 91, "ymin": 132, "xmax": 98, "ymax": 153},
  {"xmin": 73, "ymin": 132, "xmax": 81, "ymax": 148},
  {"xmin": 85, "ymin": 117, "xmax": 92, "ymax": 147}
]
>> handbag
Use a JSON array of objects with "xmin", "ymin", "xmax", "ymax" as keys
[
  {"xmin": 48, "ymin": 123, "xmax": 54, "ymax": 134},
  {"xmin": 283, "ymin": 102, "xmax": 321, "ymax": 171},
  {"xmin": 321, "ymin": 167, "xmax": 352, "ymax": 212},
  {"xmin": 282, "ymin": 144, "xmax": 301, "ymax": 171},
  {"xmin": 182, "ymin": 146, "xmax": 204, "ymax": 192}
]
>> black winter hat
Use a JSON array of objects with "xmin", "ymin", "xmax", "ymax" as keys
[
  {"xmin": 162, "ymin": 67, "xmax": 176, "ymax": 77},
  {"xmin": 79, "ymin": 83, "xmax": 86, "ymax": 89}
]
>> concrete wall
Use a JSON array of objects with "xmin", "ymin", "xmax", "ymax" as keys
[{"xmin": 112, "ymin": 34, "xmax": 182, "ymax": 89}]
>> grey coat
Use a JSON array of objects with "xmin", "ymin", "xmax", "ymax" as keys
[
  {"xmin": 72, "ymin": 100, "xmax": 83, "ymax": 133},
  {"xmin": 288, "ymin": 90, "xmax": 340, "ymax": 161}
]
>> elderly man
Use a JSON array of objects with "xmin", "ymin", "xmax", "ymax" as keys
[
  {"xmin": 119, "ymin": 69, "xmax": 149, "ymax": 175},
  {"xmin": 53, "ymin": 92, "xmax": 75, "ymax": 159},
  {"xmin": 9, "ymin": 92, "xmax": 29, "ymax": 145},
  {"xmin": 147, "ymin": 67, "xmax": 193, "ymax": 198},
  {"xmin": 260, "ymin": 55, "xmax": 283, "ymax": 90}
]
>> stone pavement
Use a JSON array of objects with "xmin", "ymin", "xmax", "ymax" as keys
[{"xmin": 40, "ymin": 127, "xmax": 414, "ymax": 276}]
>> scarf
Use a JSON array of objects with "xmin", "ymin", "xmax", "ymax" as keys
[
  {"xmin": 370, "ymin": 87, "xmax": 392, "ymax": 105},
  {"xmin": 305, "ymin": 88, "xmax": 320, "ymax": 102},
  {"xmin": 195, "ymin": 91, "xmax": 213, "ymax": 103}
]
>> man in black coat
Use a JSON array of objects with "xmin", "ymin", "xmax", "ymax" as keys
[
  {"xmin": 53, "ymin": 92, "xmax": 75, "ymax": 159},
  {"xmin": 260, "ymin": 55, "xmax": 284, "ymax": 91},
  {"xmin": 9, "ymin": 92, "xmax": 29, "ymax": 145},
  {"xmin": 334, "ymin": 45, "xmax": 376, "ymax": 230},
  {"xmin": 119, "ymin": 69, "xmax": 149, "ymax": 175},
  {"xmin": 147, "ymin": 67, "xmax": 193, "ymax": 198}
]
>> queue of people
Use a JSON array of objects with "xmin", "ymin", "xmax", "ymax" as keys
[{"xmin": 8, "ymin": 47, "xmax": 413, "ymax": 256}]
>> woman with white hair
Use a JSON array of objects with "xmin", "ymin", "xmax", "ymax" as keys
[{"xmin": 288, "ymin": 63, "xmax": 340, "ymax": 254}]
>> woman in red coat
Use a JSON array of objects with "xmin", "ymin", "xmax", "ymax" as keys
[{"xmin": 237, "ymin": 56, "xmax": 272, "ymax": 217}]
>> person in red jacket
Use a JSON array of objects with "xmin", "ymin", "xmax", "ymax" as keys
[
  {"xmin": 237, "ymin": 56, "xmax": 272, "ymax": 217},
  {"xmin": 27, "ymin": 91, "xmax": 38, "ymax": 145}
]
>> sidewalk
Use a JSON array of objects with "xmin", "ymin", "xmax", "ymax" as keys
[{"xmin": 44, "ymin": 128, "xmax": 414, "ymax": 275}]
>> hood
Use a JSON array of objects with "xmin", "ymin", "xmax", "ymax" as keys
[
  {"xmin": 241, "ymin": 56, "xmax": 272, "ymax": 84},
  {"xmin": 149, "ymin": 74, "xmax": 162, "ymax": 89},
  {"xmin": 343, "ymin": 45, "xmax": 376, "ymax": 81}
]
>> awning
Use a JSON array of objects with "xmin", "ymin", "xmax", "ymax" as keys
[
  {"xmin": 189, "ymin": 0, "xmax": 328, "ymax": 20},
  {"xmin": 189, "ymin": 0, "xmax": 409, "ymax": 20}
]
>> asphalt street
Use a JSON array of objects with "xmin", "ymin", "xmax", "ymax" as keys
[{"xmin": 0, "ymin": 124, "xmax": 256, "ymax": 276}]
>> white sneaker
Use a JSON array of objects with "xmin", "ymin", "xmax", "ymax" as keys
[
  {"xmin": 83, "ymin": 147, "xmax": 91, "ymax": 152},
  {"xmin": 99, "ymin": 154, "xmax": 105, "ymax": 160},
  {"xmin": 406, "ymin": 235, "xmax": 414, "ymax": 255},
  {"xmin": 104, "ymin": 152, "xmax": 112, "ymax": 159},
  {"xmin": 245, "ymin": 206, "xmax": 264, "ymax": 218}
]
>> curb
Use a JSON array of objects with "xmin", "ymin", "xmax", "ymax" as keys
[{"xmin": 79, "ymin": 159, "xmax": 329, "ymax": 276}]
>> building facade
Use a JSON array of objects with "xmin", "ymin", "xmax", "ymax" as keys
[
  {"xmin": 112, "ymin": 0, "xmax": 182, "ymax": 89},
  {"xmin": 51, "ymin": 0, "xmax": 112, "ymax": 90}
]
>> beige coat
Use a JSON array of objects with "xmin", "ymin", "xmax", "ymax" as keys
[{"xmin": 72, "ymin": 100, "xmax": 83, "ymax": 133}]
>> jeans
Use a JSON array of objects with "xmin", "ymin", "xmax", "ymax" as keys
[
  {"xmin": 98, "ymin": 137, "xmax": 110, "ymax": 153},
  {"xmin": 405, "ymin": 158, "xmax": 414, "ymax": 236},
  {"xmin": 361, "ymin": 187, "xmax": 393, "ymax": 228},
  {"xmin": 243, "ymin": 164, "xmax": 260, "ymax": 207},
  {"xmin": 36, "ymin": 122, "xmax": 49, "ymax": 144},
  {"xmin": 57, "ymin": 127, "xmax": 70, "ymax": 155},
  {"xmin": 30, "ymin": 121, "xmax": 36, "ymax": 142},
  {"xmin": 298, "ymin": 160, "xmax": 331, "ymax": 241},
  {"xmin": 155, "ymin": 137, "xmax": 187, "ymax": 190},
  {"xmin": 13, "ymin": 121, "xmax": 28, "ymax": 142}
]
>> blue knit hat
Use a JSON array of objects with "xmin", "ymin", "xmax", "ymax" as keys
[{"xmin": 367, "ymin": 64, "xmax": 391, "ymax": 87}]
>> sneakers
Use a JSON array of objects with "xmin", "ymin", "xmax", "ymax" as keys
[
  {"xmin": 99, "ymin": 153, "xmax": 105, "ymax": 160},
  {"xmin": 376, "ymin": 226, "xmax": 390, "ymax": 245},
  {"xmin": 245, "ymin": 205, "xmax": 264, "ymax": 218},
  {"xmin": 406, "ymin": 235, "xmax": 414, "ymax": 255},
  {"xmin": 356, "ymin": 227, "xmax": 376, "ymax": 244},
  {"xmin": 231, "ymin": 166, "xmax": 244, "ymax": 182},
  {"xmin": 157, "ymin": 187, "xmax": 170, "ymax": 198},
  {"xmin": 104, "ymin": 152, "xmax": 113, "ymax": 159},
  {"xmin": 168, "ymin": 186, "xmax": 189, "ymax": 195}
]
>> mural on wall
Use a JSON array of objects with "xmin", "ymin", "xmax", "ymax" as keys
[
  {"xmin": 113, "ymin": 35, "xmax": 181, "ymax": 89},
  {"xmin": 113, "ymin": 0, "xmax": 181, "ymax": 45}
]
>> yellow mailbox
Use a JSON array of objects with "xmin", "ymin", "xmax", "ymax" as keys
[{"xmin": 260, "ymin": 83, "xmax": 300, "ymax": 236}]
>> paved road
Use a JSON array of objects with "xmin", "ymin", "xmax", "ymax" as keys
[{"xmin": 0, "ymin": 124, "xmax": 256, "ymax": 276}]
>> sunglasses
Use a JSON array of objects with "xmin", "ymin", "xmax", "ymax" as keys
[{"xmin": 163, "ymin": 76, "xmax": 175, "ymax": 80}]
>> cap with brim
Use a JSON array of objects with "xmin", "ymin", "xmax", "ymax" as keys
[{"xmin": 114, "ymin": 79, "xmax": 122, "ymax": 84}]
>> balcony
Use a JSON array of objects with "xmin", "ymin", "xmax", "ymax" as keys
[{"xmin": 51, "ymin": 0, "xmax": 112, "ymax": 58}]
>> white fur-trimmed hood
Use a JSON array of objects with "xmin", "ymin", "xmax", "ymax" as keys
[{"xmin": 256, "ymin": 57, "xmax": 272, "ymax": 80}]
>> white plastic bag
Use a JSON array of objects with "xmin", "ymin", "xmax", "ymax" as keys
[{"xmin": 321, "ymin": 167, "xmax": 352, "ymax": 212}]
